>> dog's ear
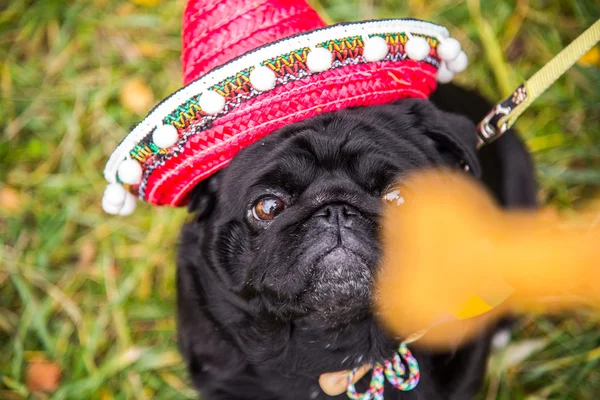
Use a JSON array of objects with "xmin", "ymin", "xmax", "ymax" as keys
[
  {"xmin": 406, "ymin": 99, "xmax": 482, "ymax": 177},
  {"xmin": 187, "ymin": 171, "xmax": 221, "ymax": 219}
]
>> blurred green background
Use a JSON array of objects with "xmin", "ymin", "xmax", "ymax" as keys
[{"xmin": 1, "ymin": 0, "xmax": 599, "ymax": 399}]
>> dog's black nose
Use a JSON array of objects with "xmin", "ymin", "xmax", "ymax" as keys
[{"xmin": 314, "ymin": 203, "xmax": 359, "ymax": 226}]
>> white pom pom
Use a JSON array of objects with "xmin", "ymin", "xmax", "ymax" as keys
[
  {"xmin": 117, "ymin": 159, "xmax": 143, "ymax": 185},
  {"xmin": 102, "ymin": 183, "xmax": 127, "ymax": 214},
  {"xmin": 306, "ymin": 47, "xmax": 333, "ymax": 73},
  {"xmin": 363, "ymin": 36, "xmax": 389, "ymax": 62},
  {"xmin": 405, "ymin": 36, "xmax": 430, "ymax": 61},
  {"xmin": 102, "ymin": 186, "xmax": 137, "ymax": 216},
  {"xmin": 118, "ymin": 192, "xmax": 137, "ymax": 216},
  {"xmin": 437, "ymin": 62, "xmax": 454, "ymax": 83},
  {"xmin": 437, "ymin": 38, "xmax": 461, "ymax": 61},
  {"xmin": 199, "ymin": 90, "xmax": 226, "ymax": 115},
  {"xmin": 447, "ymin": 50, "xmax": 468, "ymax": 73},
  {"xmin": 102, "ymin": 196, "xmax": 122, "ymax": 215},
  {"xmin": 152, "ymin": 124, "xmax": 179, "ymax": 149},
  {"xmin": 103, "ymin": 183, "xmax": 127, "ymax": 206},
  {"xmin": 249, "ymin": 65, "xmax": 277, "ymax": 91}
]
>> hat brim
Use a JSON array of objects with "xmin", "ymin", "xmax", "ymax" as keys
[{"xmin": 104, "ymin": 19, "xmax": 464, "ymax": 212}]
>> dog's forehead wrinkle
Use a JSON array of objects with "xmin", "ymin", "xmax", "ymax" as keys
[
  {"xmin": 307, "ymin": 187, "xmax": 362, "ymax": 208},
  {"xmin": 283, "ymin": 122, "xmax": 388, "ymax": 174}
]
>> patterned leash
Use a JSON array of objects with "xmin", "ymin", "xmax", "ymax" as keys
[
  {"xmin": 345, "ymin": 331, "xmax": 426, "ymax": 400},
  {"xmin": 477, "ymin": 18, "xmax": 600, "ymax": 148}
]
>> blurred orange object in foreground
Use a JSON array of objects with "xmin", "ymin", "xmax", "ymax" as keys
[{"xmin": 375, "ymin": 170, "xmax": 600, "ymax": 351}]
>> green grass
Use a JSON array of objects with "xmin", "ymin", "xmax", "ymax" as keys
[{"xmin": 1, "ymin": 0, "xmax": 599, "ymax": 399}]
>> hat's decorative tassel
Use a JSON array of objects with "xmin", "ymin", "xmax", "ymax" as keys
[{"xmin": 345, "ymin": 343, "xmax": 420, "ymax": 400}]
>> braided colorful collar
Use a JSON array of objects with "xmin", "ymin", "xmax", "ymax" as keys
[{"xmin": 345, "ymin": 343, "xmax": 420, "ymax": 399}]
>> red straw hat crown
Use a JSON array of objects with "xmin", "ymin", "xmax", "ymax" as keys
[
  {"xmin": 103, "ymin": 0, "xmax": 469, "ymax": 215},
  {"xmin": 182, "ymin": 0, "xmax": 327, "ymax": 84}
]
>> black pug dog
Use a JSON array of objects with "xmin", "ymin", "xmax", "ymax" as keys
[{"xmin": 176, "ymin": 83, "xmax": 537, "ymax": 400}]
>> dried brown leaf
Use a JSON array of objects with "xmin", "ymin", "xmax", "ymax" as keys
[
  {"xmin": 132, "ymin": 0, "xmax": 160, "ymax": 7},
  {"xmin": 78, "ymin": 240, "xmax": 97, "ymax": 268},
  {"xmin": 26, "ymin": 360, "xmax": 62, "ymax": 393},
  {"xmin": 120, "ymin": 78, "xmax": 154, "ymax": 115},
  {"xmin": 578, "ymin": 46, "xmax": 600, "ymax": 67},
  {"xmin": 137, "ymin": 41, "xmax": 164, "ymax": 58},
  {"xmin": 0, "ymin": 187, "xmax": 22, "ymax": 212}
]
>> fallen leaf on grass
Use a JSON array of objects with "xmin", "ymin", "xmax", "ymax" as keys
[
  {"xmin": 578, "ymin": 46, "xmax": 599, "ymax": 67},
  {"xmin": 136, "ymin": 41, "xmax": 164, "ymax": 58},
  {"xmin": 132, "ymin": 0, "xmax": 160, "ymax": 7},
  {"xmin": 116, "ymin": 3, "xmax": 136, "ymax": 15},
  {"xmin": 26, "ymin": 360, "xmax": 62, "ymax": 393},
  {"xmin": 99, "ymin": 388, "xmax": 114, "ymax": 400},
  {"xmin": 78, "ymin": 240, "xmax": 97, "ymax": 268},
  {"xmin": 0, "ymin": 186, "xmax": 22, "ymax": 212},
  {"xmin": 120, "ymin": 78, "xmax": 154, "ymax": 115}
]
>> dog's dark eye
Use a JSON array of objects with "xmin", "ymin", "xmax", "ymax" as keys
[{"xmin": 252, "ymin": 197, "xmax": 286, "ymax": 221}]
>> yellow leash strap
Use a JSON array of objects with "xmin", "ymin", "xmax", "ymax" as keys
[{"xmin": 477, "ymin": 18, "xmax": 600, "ymax": 148}]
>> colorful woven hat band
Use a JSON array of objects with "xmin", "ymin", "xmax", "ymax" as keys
[{"xmin": 102, "ymin": 11, "xmax": 468, "ymax": 215}]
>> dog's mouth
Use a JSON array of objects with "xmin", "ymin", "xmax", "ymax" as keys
[{"xmin": 301, "ymin": 247, "xmax": 373, "ymax": 323}]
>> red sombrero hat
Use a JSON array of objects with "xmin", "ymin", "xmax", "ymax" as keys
[{"xmin": 103, "ymin": 0, "xmax": 468, "ymax": 215}]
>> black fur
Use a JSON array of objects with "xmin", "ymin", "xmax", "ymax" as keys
[{"xmin": 176, "ymin": 84, "xmax": 537, "ymax": 399}]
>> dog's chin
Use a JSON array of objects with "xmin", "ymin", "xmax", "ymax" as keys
[{"xmin": 300, "ymin": 247, "xmax": 373, "ymax": 327}]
